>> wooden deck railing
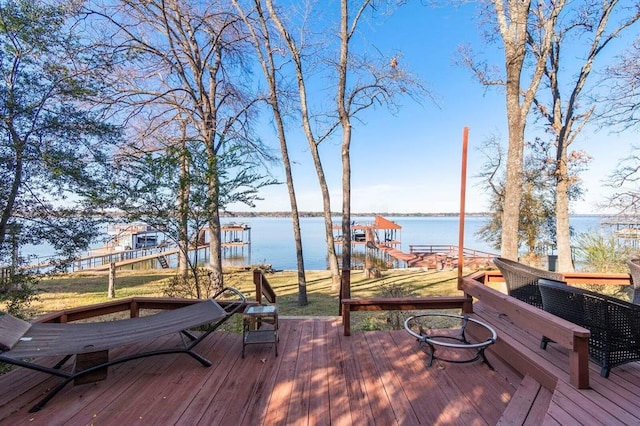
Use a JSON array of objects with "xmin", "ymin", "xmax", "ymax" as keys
[
  {"xmin": 253, "ymin": 269, "xmax": 277, "ymax": 304},
  {"xmin": 408, "ymin": 244, "xmax": 497, "ymax": 259},
  {"xmin": 460, "ymin": 272, "xmax": 591, "ymax": 389},
  {"xmin": 482, "ymin": 268, "xmax": 632, "ymax": 287},
  {"xmin": 340, "ymin": 269, "xmax": 618, "ymax": 389},
  {"xmin": 34, "ymin": 296, "xmax": 247, "ymax": 324},
  {"xmin": 341, "ymin": 296, "xmax": 472, "ymax": 336}
]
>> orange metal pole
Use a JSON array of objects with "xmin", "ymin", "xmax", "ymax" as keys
[{"xmin": 458, "ymin": 127, "xmax": 469, "ymax": 286}]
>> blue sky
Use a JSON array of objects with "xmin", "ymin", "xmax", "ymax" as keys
[{"xmin": 229, "ymin": 1, "xmax": 638, "ymax": 214}]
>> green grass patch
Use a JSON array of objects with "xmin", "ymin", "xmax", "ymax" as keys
[{"xmin": 1, "ymin": 268, "xmax": 465, "ymax": 333}]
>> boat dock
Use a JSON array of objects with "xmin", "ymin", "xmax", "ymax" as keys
[
  {"xmin": 21, "ymin": 222, "xmax": 253, "ymax": 273},
  {"xmin": 379, "ymin": 244, "xmax": 497, "ymax": 270}
]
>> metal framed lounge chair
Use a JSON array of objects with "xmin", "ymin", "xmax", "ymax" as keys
[
  {"xmin": 0, "ymin": 287, "xmax": 246, "ymax": 412},
  {"xmin": 492, "ymin": 257, "xmax": 563, "ymax": 309},
  {"xmin": 538, "ymin": 279, "xmax": 640, "ymax": 378},
  {"xmin": 626, "ymin": 258, "xmax": 640, "ymax": 304}
]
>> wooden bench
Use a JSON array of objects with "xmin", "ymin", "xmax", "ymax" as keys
[
  {"xmin": 497, "ymin": 374, "xmax": 552, "ymax": 425},
  {"xmin": 460, "ymin": 275, "xmax": 591, "ymax": 390},
  {"xmin": 341, "ymin": 296, "xmax": 471, "ymax": 336}
]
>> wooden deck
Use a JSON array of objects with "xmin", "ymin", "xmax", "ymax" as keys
[
  {"xmin": 3, "ymin": 305, "xmax": 640, "ymax": 424},
  {"xmin": 470, "ymin": 301, "xmax": 640, "ymax": 425},
  {"xmin": 0, "ymin": 318, "xmax": 518, "ymax": 425}
]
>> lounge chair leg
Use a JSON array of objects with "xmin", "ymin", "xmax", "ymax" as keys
[
  {"xmin": 53, "ymin": 354, "xmax": 73, "ymax": 370},
  {"xmin": 186, "ymin": 351, "xmax": 212, "ymax": 367},
  {"xmin": 601, "ymin": 365, "xmax": 610, "ymax": 378},
  {"xmin": 29, "ymin": 377, "xmax": 74, "ymax": 413}
]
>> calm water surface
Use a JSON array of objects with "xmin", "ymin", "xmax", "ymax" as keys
[
  {"xmin": 227, "ymin": 215, "xmax": 603, "ymax": 270},
  {"xmin": 22, "ymin": 215, "xmax": 604, "ymax": 271}
]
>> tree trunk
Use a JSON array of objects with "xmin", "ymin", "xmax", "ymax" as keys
[
  {"xmin": 500, "ymin": 72, "xmax": 526, "ymax": 260},
  {"xmin": 208, "ymin": 212, "xmax": 223, "ymax": 293},
  {"xmin": 178, "ymin": 128, "xmax": 190, "ymax": 278},
  {"xmin": 240, "ymin": 0, "xmax": 308, "ymax": 305},
  {"xmin": 207, "ymin": 151, "xmax": 224, "ymax": 294},
  {"xmin": 108, "ymin": 262, "xmax": 116, "ymax": 298},
  {"xmin": 339, "ymin": 0, "xmax": 352, "ymax": 293},
  {"xmin": 556, "ymin": 154, "xmax": 574, "ymax": 272},
  {"xmin": 494, "ymin": 0, "xmax": 564, "ymax": 260},
  {"xmin": 265, "ymin": 0, "xmax": 340, "ymax": 290},
  {"xmin": 0, "ymin": 130, "xmax": 23, "ymax": 246}
]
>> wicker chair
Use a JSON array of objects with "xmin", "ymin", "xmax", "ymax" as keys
[
  {"xmin": 492, "ymin": 257, "xmax": 563, "ymax": 309},
  {"xmin": 539, "ymin": 278, "xmax": 640, "ymax": 378},
  {"xmin": 626, "ymin": 259, "xmax": 640, "ymax": 304}
]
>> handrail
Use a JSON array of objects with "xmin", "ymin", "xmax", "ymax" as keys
[
  {"xmin": 408, "ymin": 244, "xmax": 497, "ymax": 259},
  {"xmin": 479, "ymin": 269, "xmax": 632, "ymax": 287},
  {"xmin": 253, "ymin": 269, "xmax": 277, "ymax": 304}
]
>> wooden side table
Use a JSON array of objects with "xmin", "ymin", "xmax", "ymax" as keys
[{"xmin": 242, "ymin": 305, "xmax": 278, "ymax": 358}]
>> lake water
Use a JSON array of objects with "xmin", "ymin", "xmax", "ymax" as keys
[
  {"xmin": 224, "ymin": 215, "xmax": 604, "ymax": 270},
  {"xmin": 22, "ymin": 215, "xmax": 605, "ymax": 271}
]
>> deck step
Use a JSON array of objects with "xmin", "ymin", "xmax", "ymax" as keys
[{"xmin": 498, "ymin": 374, "xmax": 552, "ymax": 425}]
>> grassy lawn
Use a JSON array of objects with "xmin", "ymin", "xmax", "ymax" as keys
[
  {"xmin": 3, "ymin": 265, "xmax": 634, "ymax": 334},
  {"xmin": 4, "ymin": 267, "xmax": 475, "ymax": 332}
]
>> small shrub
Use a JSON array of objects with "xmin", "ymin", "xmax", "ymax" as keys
[
  {"xmin": 0, "ymin": 273, "xmax": 39, "ymax": 319},
  {"xmin": 163, "ymin": 268, "xmax": 217, "ymax": 299},
  {"xmin": 574, "ymin": 233, "xmax": 637, "ymax": 273},
  {"xmin": 376, "ymin": 281, "xmax": 419, "ymax": 330}
]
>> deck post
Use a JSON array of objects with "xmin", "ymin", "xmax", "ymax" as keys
[
  {"xmin": 108, "ymin": 263, "xmax": 116, "ymax": 298},
  {"xmin": 569, "ymin": 335, "xmax": 590, "ymax": 389},
  {"xmin": 343, "ymin": 307, "xmax": 351, "ymax": 336}
]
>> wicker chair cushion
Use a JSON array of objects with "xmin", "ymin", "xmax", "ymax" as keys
[
  {"xmin": 0, "ymin": 313, "xmax": 32, "ymax": 351},
  {"xmin": 539, "ymin": 279, "xmax": 640, "ymax": 377}
]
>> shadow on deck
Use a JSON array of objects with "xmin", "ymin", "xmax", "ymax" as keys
[{"xmin": 1, "ymin": 318, "xmax": 516, "ymax": 425}]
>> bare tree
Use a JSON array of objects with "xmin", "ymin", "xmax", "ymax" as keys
[
  {"xmin": 606, "ymin": 146, "xmax": 640, "ymax": 217},
  {"xmin": 266, "ymin": 0, "xmax": 342, "ymax": 289},
  {"xmin": 531, "ymin": 0, "xmax": 639, "ymax": 271},
  {"xmin": 462, "ymin": 0, "xmax": 565, "ymax": 260},
  {"xmin": 476, "ymin": 136, "xmax": 560, "ymax": 258},
  {"xmin": 600, "ymin": 39, "xmax": 640, "ymax": 129},
  {"xmin": 94, "ymin": 0, "xmax": 271, "ymax": 291},
  {"xmin": 233, "ymin": 0, "xmax": 308, "ymax": 305},
  {"xmin": 265, "ymin": 0, "xmax": 423, "ymax": 295}
]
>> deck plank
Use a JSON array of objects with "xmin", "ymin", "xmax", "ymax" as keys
[
  {"xmin": 497, "ymin": 375, "xmax": 541, "ymax": 425},
  {"xmin": 523, "ymin": 383, "xmax": 552, "ymax": 426},
  {"xmin": 366, "ymin": 331, "xmax": 420, "ymax": 425},
  {"xmin": 326, "ymin": 317, "xmax": 354, "ymax": 426},
  {"xmin": 6, "ymin": 312, "xmax": 640, "ymax": 425},
  {"xmin": 238, "ymin": 319, "xmax": 294, "ymax": 426},
  {"xmin": 340, "ymin": 328, "xmax": 377, "ymax": 425},
  {"xmin": 388, "ymin": 328, "xmax": 462, "ymax": 424},
  {"xmin": 307, "ymin": 319, "xmax": 331, "ymax": 426},
  {"xmin": 284, "ymin": 319, "xmax": 314, "ymax": 426},
  {"xmin": 260, "ymin": 319, "xmax": 305, "ymax": 425},
  {"xmin": 354, "ymin": 332, "xmax": 399, "ymax": 425}
]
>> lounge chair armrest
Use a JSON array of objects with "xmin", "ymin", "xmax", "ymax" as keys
[{"xmin": 213, "ymin": 287, "xmax": 247, "ymax": 315}]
